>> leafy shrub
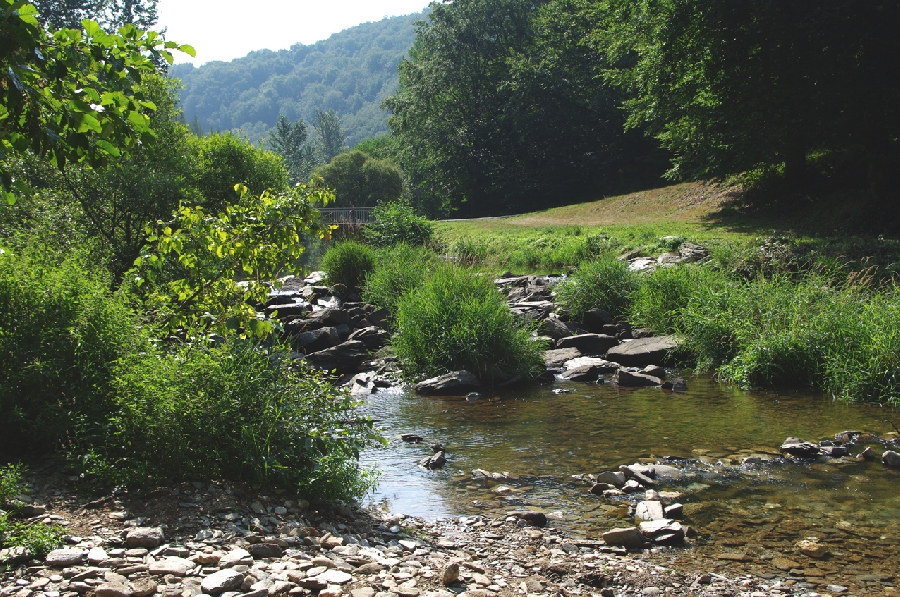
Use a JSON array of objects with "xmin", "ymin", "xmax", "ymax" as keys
[
  {"xmin": 555, "ymin": 255, "xmax": 638, "ymax": 321},
  {"xmin": 103, "ymin": 341, "xmax": 380, "ymax": 499},
  {"xmin": 362, "ymin": 245, "xmax": 441, "ymax": 319},
  {"xmin": 0, "ymin": 515, "xmax": 66, "ymax": 559},
  {"xmin": 392, "ymin": 265, "xmax": 545, "ymax": 382},
  {"xmin": 321, "ymin": 241, "xmax": 377, "ymax": 290},
  {"xmin": 0, "ymin": 463, "xmax": 24, "ymax": 507},
  {"xmin": 0, "ymin": 247, "xmax": 140, "ymax": 461},
  {"xmin": 363, "ymin": 201, "xmax": 434, "ymax": 248}
]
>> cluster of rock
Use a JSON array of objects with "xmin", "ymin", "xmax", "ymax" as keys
[
  {"xmin": 258, "ymin": 273, "xmax": 392, "ymax": 381},
  {"xmin": 0, "ymin": 477, "xmax": 787, "ymax": 597},
  {"xmin": 780, "ymin": 433, "xmax": 900, "ymax": 467},
  {"xmin": 619, "ymin": 239, "xmax": 709, "ymax": 274}
]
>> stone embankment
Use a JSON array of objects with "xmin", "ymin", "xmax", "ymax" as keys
[{"xmin": 0, "ymin": 476, "xmax": 819, "ymax": 597}]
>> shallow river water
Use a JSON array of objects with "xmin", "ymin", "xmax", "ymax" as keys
[{"xmin": 360, "ymin": 374, "xmax": 900, "ymax": 589}]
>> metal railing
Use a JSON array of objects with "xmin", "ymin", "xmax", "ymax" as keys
[{"xmin": 318, "ymin": 207, "xmax": 376, "ymax": 226}]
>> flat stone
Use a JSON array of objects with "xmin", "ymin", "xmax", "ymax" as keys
[
  {"xmin": 556, "ymin": 334, "xmax": 619, "ymax": 354},
  {"xmin": 125, "ymin": 527, "xmax": 165, "ymax": 548},
  {"xmin": 201, "ymin": 569, "xmax": 245, "ymax": 594},
  {"xmin": 93, "ymin": 583, "xmax": 132, "ymax": 597},
  {"xmin": 46, "ymin": 549, "xmax": 85, "ymax": 567},
  {"xmin": 796, "ymin": 539, "xmax": 829, "ymax": 559},
  {"xmin": 615, "ymin": 369, "xmax": 662, "ymax": 387},
  {"xmin": 639, "ymin": 519, "xmax": 684, "ymax": 545},
  {"xmin": 249, "ymin": 543, "xmax": 283, "ymax": 559},
  {"xmin": 219, "ymin": 548, "xmax": 252, "ymax": 567},
  {"xmin": 601, "ymin": 527, "xmax": 645, "ymax": 548},
  {"xmin": 351, "ymin": 588, "xmax": 376, "ymax": 597},
  {"xmin": 506, "ymin": 511, "xmax": 547, "ymax": 527},
  {"xmin": 595, "ymin": 471, "xmax": 626, "ymax": 487},
  {"xmin": 543, "ymin": 348, "xmax": 581, "ymax": 368},
  {"xmin": 131, "ymin": 579, "xmax": 157, "ymax": 597},
  {"xmin": 606, "ymin": 336, "xmax": 678, "ymax": 367},
  {"xmin": 315, "ymin": 569, "xmax": 353, "ymax": 585},
  {"xmin": 149, "ymin": 556, "xmax": 194, "ymax": 576}
]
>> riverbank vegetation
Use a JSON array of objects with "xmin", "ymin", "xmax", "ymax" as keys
[{"xmin": 0, "ymin": 2, "xmax": 380, "ymax": 499}]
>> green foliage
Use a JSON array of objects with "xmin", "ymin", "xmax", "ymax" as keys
[
  {"xmin": 384, "ymin": 0, "xmax": 661, "ymax": 216},
  {"xmin": 362, "ymin": 201, "xmax": 433, "ymax": 248},
  {"xmin": 170, "ymin": 13, "xmax": 420, "ymax": 146},
  {"xmin": 393, "ymin": 265, "xmax": 545, "ymax": 382},
  {"xmin": 0, "ymin": 1, "xmax": 194, "ymax": 203},
  {"xmin": 268, "ymin": 115, "xmax": 316, "ymax": 184},
  {"xmin": 0, "ymin": 463, "xmax": 24, "ymax": 506},
  {"xmin": 313, "ymin": 109, "xmax": 348, "ymax": 165},
  {"xmin": 362, "ymin": 244, "xmax": 441, "ymax": 319},
  {"xmin": 0, "ymin": 514, "xmax": 66, "ymax": 558},
  {"xmin": 314, "ymin": 150, "xmax": 403, "ymax": 208},
  {"xmin": 555, "ymin": 256, "xmax": 637, "ymax": 321},
  {"xmin": 320, "ymin": 241, "xmax": 376, "ymax": 290},
  {"xmin": 630, "ymin": 264, "xmax": 726, "ymax": 333},
  {"xmin": 596, "ymin": 0, "xmax": 900, "ymax": 186},
  {"xmin": 32, "ymin": 0, "xmax": 159, "ymax": 30},
  {"xmin": 132, "ymin": 182, "xmax": 334, "ymax": 339},
  {"xmin": 0, "ymin": 247, "xmax": 140, "ymax": 460},
  {"xmin": 103, "ymin": 341, "xmax": 380, "ymax": 498},
  {"xmin": 195, "ymin": 133, "xmax": 289, "ymax": 212}
]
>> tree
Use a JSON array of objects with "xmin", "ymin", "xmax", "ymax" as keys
[
  {"xmin": 314, "ymin": 150, "xmax": 403, "ymax": 207},
  {"xmin": 31, "ymin": 0, "xmax": 158, "ymax": 30},
  {"xmin": 313, "ymin": 109, "xmax": 348, "ymax": 164},
  {"xmin": 195, "ymin": 133, "xmax": 289, "ymax": 212},
  {"xmin": 268, "ymin": 114, "xmax": 316, "ymax": 184},
  {"xmin": 1, "ymin": 0, "xmax": 194, "ymax": 203},
  {"xmin": 596, "ymin": 0, "xmax": 900, "ymax": 188}
]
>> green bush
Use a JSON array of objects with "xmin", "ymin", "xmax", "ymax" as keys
[
  {"xmin": 555, "ymin": 255, "xmax": 638, "ymax": 321},
  {"xmin": 0, "ymin": 514, "xmax": 66, "ymax": 559},
  {"xmin": 0, "ymin": 463, "xmax": 24, "ymax": 507},
  {"xmin": 102, "ymin": 341, "xmax": 380, "ymax": 499},
  {"xmin": 0, "ymin": 247, "xmax": 140, "ymax": 461},
  {"xmin": 362, "ymin": 245, "xmax": 441, "ymax": 319},
  {"xmin": 392, "ymin": 265, "xmax": 545, "ymax": 382},
  {"xmin": 321, "ymin": 241, "xmax": 377, "ymax": 290},
  {"xmin": 363, "ymin": 201, "xmax": 434, "ymax": 248}
]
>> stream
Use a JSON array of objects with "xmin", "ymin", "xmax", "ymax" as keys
[{"xmin": 359, "ymin": 374, "xmax": 900, "ymax": 587}]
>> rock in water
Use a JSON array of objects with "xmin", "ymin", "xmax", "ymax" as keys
[
  {"xmin": 507, "ymin": 510, "xmax": 548, "ymax": 527},
  {"xmin": 780, "ymin": 437, "xmax": 821, "ymax": 458},
  {"xmin": 615, "ymin": 370, "xmax": 662, "ymax": 387},
  {"xmin": 606, "ymin": 336, "xmax": 678, "ymax": 367},
  {"xmin": 303, "ymin": 341, "xmax": 368, "ymax": 374},
  {"xmin": 883, "ymin": 450, "xmax": 900, "ymax": 467},
  {"xmin": 415, "ymin": 371, "xmax": 481, "ymax": 396},
  {"xmin": 420, "ymin": 451, "xmax": 447, "ymax": 470}
]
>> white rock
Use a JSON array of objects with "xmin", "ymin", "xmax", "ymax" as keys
[
  {"xmin": 315, "ymin": 569, "xmax": 353, "ymax": 585},
  {"xmin": 149, "ymin": 556, "xmax": 195, "ymax": 576},
  {"xmin": 201, "ymin": 569, "xmax": 245, "ymax": 594}
]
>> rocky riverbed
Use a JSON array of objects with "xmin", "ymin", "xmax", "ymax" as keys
[{"xmin": 2, "ymin": 471, "xmax": 881, "ymax": 597}]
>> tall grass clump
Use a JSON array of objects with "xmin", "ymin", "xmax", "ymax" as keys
[
  {"xmin": 0, "ymin": 247, "xmax": 139, "ymax": 461},
  {"xmin": 392, "ymin": 265, "xmax": 545, "ymax": 382},
  {"xmin": 102, "ymin": 341, "xmax": 379, "ymax": 499},
  {"xmin": 630, "ymin": 264, "xmax": 728, "ymax": 333},
  {"xmin": 321, "ymin": 241, "xmax": 376, "ymax": 289},
  {"xmin": 555, "ymin": 255, "xmax": 637, "ymax": 321},
  {"xmin": 362, "ymin": 244, "xmax": 441, "ymax": 319}
]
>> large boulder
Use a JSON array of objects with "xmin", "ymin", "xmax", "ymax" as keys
[
  {"xmin": 639, "ymin": 519, "xmax": 685, "ymax": 545},
  {"xmin": 303, "ymin": 341, "xmax": 368, "ymax": 374},
  {"xmin": 543, "ymin": 348, "xmax": 582, "ymax": 369},
  {"xmin": 265, "ymin": 301, "xmax": 310, "ymax": 319},
  {"xmin": 415, "ymin": 371, "xmax": 481, "ymax": 396},
  {"xmin": 606, "ymin": 336, "xmax": 678, "ymax": 367},
  {"xmin": 538, "ymin": 318, "xmax": 573, "ymax": 340},
  {"xmin": 556, "ymin": 334, "xmax": 619, "ymax": 354},
  {"xmin": 882, "ymin": 450, "xmax": 900, "ymax": 467},
  {"xmin": 306, "ymin": 308, "xmax": 350, "ymax": 327},
  {"xmin": 780, "ymin": 437, "xmax": 821, "ymax": 458},
  {"xmin": 125, "ymin": 527, "xmax": 164, "ymax": 548},
  {"xmin": 581, "ymin": 308, "xmax": 612, "ymax": 331},
  {"xmin": 295, "ymin": 327, "xmax": 341, "ymax": 353},
  {"xmin": 348, "ymin": 326, "xmax": 390, "ymax": 349}
]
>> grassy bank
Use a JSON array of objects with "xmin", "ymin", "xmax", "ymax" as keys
[{"xmin": 390, "ymin": 182, "xmax": 900, "ymax": 404}]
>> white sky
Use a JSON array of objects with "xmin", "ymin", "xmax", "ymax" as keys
[{"xmin": 156, "ymin": 0, "xmax": 430, "ymax": 66}]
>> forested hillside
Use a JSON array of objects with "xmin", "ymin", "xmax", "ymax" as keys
[{"xmin": 170, "ymin": 12, "xmax": 421, "ymax": 146}]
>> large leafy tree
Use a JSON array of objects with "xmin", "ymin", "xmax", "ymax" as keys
[
  {"xmin": 384, "ymin": 0, "xmax": 662, "ymax": 217},
  {"xmin": 314, "ymin": 149, "xmax": 403, "ymax": 207},
  {"xmin": 0, "ymin": 0, "xmax": 194, "ymax": 203},
  {"xmin": 31, "ymin": 0, "xmax": 158, "ymax": 30},
  {"xmin": 596, "ymin": 0, "xmax": 900, "ymax": 188}
]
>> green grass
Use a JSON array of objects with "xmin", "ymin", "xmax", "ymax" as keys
[
  {"xmin": 392, "ymin": 264, "xmax": 546, "ymax": 383},
  {"xmin": 0, "ymin": 464, "xmax": 65, "ymax": 560},
  {"xmin": 554, "ymin": 255, "xmax": 637, "ymax": 321},
  {"xmin": 362, "ymin": 244, "xmax": 441, "ymax": 322}
]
